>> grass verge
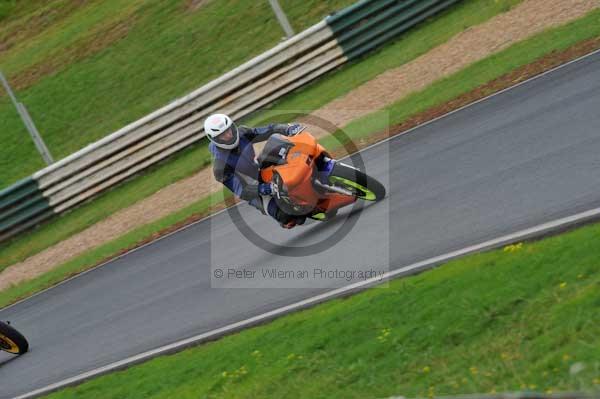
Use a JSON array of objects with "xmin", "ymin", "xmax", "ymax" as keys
[
  {"xmin": 0, "ymin": 0, "xmax": 524, "ymax": 272},
  {"xmin": 43, "ymin": 221, "xmax": 600, "ymax": 398},
  {"xmin": 2, "ymin": 5, "xmax": 600, "ymax": 308}
]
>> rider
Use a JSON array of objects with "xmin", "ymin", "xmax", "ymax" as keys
[{"xmin": 205, "ymin": 113, "xmax": 307, "ymax": 229}]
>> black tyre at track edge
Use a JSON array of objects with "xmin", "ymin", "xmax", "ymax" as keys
[{"xmin": 0, "ymin": 321, "xmax": 29, "ymax": 355}]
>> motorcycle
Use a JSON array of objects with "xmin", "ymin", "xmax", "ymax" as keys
[
  {"xmin": 258, "ymin": 129, "xmax": 386, "ymax": 222},
  {"xmin": 0, "ymin": 320, "xmax": 28, "ymax": 355}
]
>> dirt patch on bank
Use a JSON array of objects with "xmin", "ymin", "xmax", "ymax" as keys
[
  {"xmin": 1, "ymin": 0, "xmax": 599, "ymax": 292},
  {"xmin": 0, "ymin": 0, "xmax": 87, "ymax": 55},
  {"xmin": 183, "ymin": 0, "xmax": 213, "ymax": 13},
  {"xmin": 7, "ymin": 16, "xmax": 137, "ymax": 92}
]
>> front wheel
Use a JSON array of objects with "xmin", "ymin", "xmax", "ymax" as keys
[
  {"xmin": 329, "ymin": 162, "xmax": 386, "ymax": 201},
  {"xmin": 0, "ymin": 321, "xmax": 29, "ymax": 355}
]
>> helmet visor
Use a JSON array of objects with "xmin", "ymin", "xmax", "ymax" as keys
[{"xmin": 213, "ymin": 124, "xmax": 238, "ymax": 146}]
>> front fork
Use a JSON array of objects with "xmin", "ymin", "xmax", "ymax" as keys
[
  {"xmin": 314, "ymin": 156, "xmax": 354, "ymax": 196},
  {"xmin": 315, "ymin": 156, "xmax": 335, "ymax": 183}
]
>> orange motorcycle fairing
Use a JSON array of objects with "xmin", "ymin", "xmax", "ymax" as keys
[
  {"xmin": 259, "ymin": 132, "xmax": 356, "ymax": 215},
  {"xmin": 315, "ymin": 192, "xmax": 356, "ymax": 213}
]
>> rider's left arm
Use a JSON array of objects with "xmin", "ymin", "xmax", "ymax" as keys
[{"xmin": 245, "ymin": 123, "xmax": 298, "ymax": 143}]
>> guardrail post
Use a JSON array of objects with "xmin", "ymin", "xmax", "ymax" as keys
[
  {"xmin": 0, "ymin": 70, "xmax": 54, "ymax": 165},
  {"xmin": 268, "ymin": 0, "xmax": 295, "ymax": 39}
]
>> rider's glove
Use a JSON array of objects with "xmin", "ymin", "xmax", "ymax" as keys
[
  {"xmin": 281, "ymin": 220, "xmax": 297, "ymax": 229},
  {"xmin": 258, "ymin": 183, "xmax": 273, "ymax": 196},
  {"xmin": 280, "ymin": 215, "xmax": 306, "ymax": 229},
  {"xmin": 286, "ymin": 123, "xmax": 305, "ymax": 136}
]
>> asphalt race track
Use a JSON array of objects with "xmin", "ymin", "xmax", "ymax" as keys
[{"xmin": 2, "ymin": 51, "xmax": 600, "ymax": 398}]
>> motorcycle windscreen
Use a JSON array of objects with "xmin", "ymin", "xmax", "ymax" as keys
[{"xmin": 257, "ymin": 134, "xmax": 294, "ymax": 168}]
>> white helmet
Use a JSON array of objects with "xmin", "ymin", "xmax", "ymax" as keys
[{"xmin": 204, "ymin": 113, "xmax": 239, "ymax": 150}]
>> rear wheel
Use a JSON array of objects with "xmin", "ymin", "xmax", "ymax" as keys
[
  {"xmin": 329, "ymin": 162, "xmax": 386, "ymax": 201},
  {"xmin": 0, "ymin": 321, "xmax": 28, "ymax": 355}
]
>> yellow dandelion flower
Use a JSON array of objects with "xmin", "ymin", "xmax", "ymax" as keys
[
  {"xmin": 428, "ymin": 386, "xmax": 435, "ymax": 398},
  {"xmin": 377, "ymin": 328, "xmax": 392, "ymax": 342},
  {"xmin": 504, "ymin": 243, "xmax": 523, "ymax": 252}
]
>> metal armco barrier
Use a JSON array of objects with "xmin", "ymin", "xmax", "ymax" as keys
[{"xmin": 0, "ymin": 0, "xmax": 461, "ymax": 242}]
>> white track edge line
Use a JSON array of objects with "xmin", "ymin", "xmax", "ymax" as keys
[
  {"xmin": 3, "ymin": 49, "xmax": 599, "ymax": 311},
  {"xmin": 14, "ymin": 205, "xmax": 600, "ymax": 399}
]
